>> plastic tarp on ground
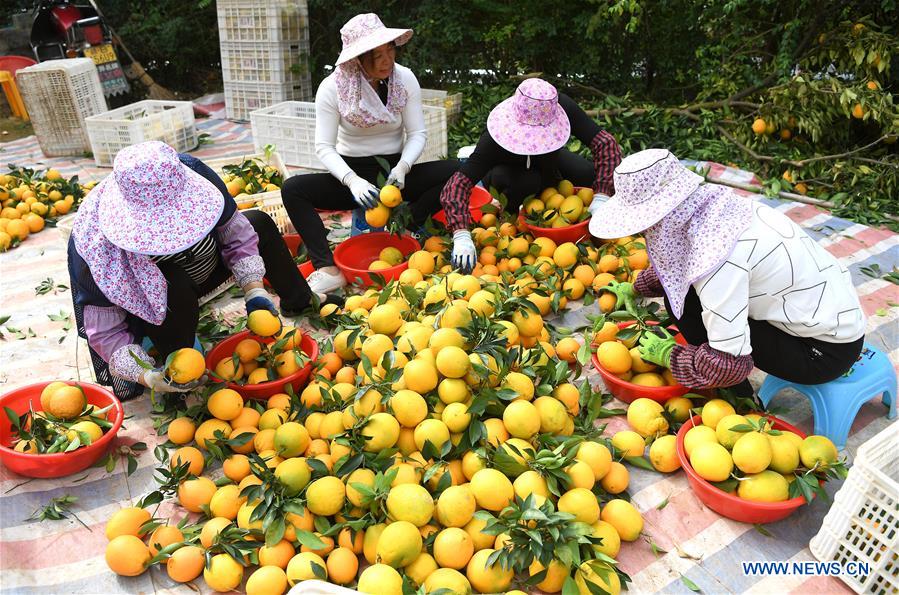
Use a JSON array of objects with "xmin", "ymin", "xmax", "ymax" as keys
[{"xmin": 0, "ymin": 118, "xmax": 897, "ymax": 594}]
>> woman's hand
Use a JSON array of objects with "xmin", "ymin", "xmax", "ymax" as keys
[
  {"xmin": 638, "ymin": 327, "xmax": 676, "ymax": 368},
  {"xmin": 451, "ymin": 230, "xmax": 477, "ymax": 273},
  {"xmin": 244, "ymin": 286, "xmax": 279, "ymax": 317},
  {"xmin": 141, "ymin": 369, "xmax": 205, "ymax": 393},
  {"xmin": 603, "ymin": 280, "xmax": 639, "ymax": 316},
  {"xmin": 344, "ymin": 173, "xmax": 379, "ymax": 209},
  {"xmin": 386, "ymin": 161, "xmax": 411, "ymax": 190}
]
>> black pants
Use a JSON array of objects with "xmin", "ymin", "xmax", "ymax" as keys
[
  {"xmin": 667, "ymin": 288, "xmax": 865, "ymax": 396},
  {"xmin": 142, "ymin": 210, "xmax": 313, "ymax": 360},
  {"xmin": 281, "ymin": 155, "xmax": 459, "ymax": 268},
  {"xmin": 481, "ymin": 148, "xmax": 595, "ymax": 214}
]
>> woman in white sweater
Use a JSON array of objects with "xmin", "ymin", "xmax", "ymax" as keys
[{"xmin": 281, "ymin": 13, "xmax": 458, "ymax": 294}]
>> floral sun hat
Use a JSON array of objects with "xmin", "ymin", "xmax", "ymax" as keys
[
  {"xmin": 335, "ymin": 13, "xmax": 413, "ymax": 66},
  {"xmin": 96, "ymin": 141, "xmax": 223, "ymax": 255},
  {"xmin": 588, "ymin": 148, "xmax": 703, "ymax": 239},
  {"xmin": 486, "ymin": 78, "xmax": 571, "ymax": 156}
]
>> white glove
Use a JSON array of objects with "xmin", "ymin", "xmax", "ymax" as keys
[
  {"xmin": 385, "ymin": 160, "xmax": 411, "ymax": 190},
  {"xmin": 588, "ymin": 193, "xmax": 610, "ymax": 215},
  {"xmin": 141, "ymin": 369, "xmax": 204, "ymax": 393},
  {"xmin": 451, "ymin": 229, "xmax": 477, "ymax": 273},
  {"xmin": 344, "ymin": 173, "xmax": 379, "ymax": 209}
]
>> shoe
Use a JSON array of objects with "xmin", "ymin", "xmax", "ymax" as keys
[{"xmin": 306, "ymin": 267, "xmax": 347, "ymax": 294}]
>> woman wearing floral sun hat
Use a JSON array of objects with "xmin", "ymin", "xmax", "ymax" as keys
[
  {"xmin": 590, "ymin": 148, "xmax": 866, "ymax": 396},
  {"xmin": 67, "ymin": 141, "xmax": 331, "ymax": 401},
  {"xmin": 439, "ymin": 78, "xmax": 622, "ymax": 273},
  {"xmin": 281, "ymin": 13, "xmax": 459, "ymax": 295}
]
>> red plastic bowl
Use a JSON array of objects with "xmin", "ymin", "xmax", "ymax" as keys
[
  {"xmin": 332, "ymin": 232, "xmax": 421, "ymax": 286},
  {"xmin": 0, "ymin": 381, "xmax": 124, "ymax": 478},
  {"xmin": 522, "ymin": 186, "xmax": 592, "ymax": 243},
  {"xmin": 592, "ymin": 321, "xmax": 689, "ymax": 404},
  {"xmin": 433, "ymin": 186, "xmax": 492, "ymax": 225},
  {"xmin": 676, "ymin": 414, "xmax": 812, "ymax": 524},
  {"xmin": 205, "ymin": 330, "xmax": 319, "ymax": 400}
]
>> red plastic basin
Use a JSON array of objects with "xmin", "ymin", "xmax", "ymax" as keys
[
  {"xmin": 433, "ymin": 186, "xmax": 492, "ymax": 225},
  {"xmin": 0, "ymin": 55, "xmax": 37, "ymax": 75},
  {"xmin": 205, "ymin": 330, "xmax": 319, "ymax": 400},
  {"xmin": 522, "ymin": 186, "xmax": 592, "ymax": 243},
  {"xmin": 281, "ymin": 234, "xmax": 315, "ymax": 278},
  {"xmin": 676, "ymin": 414, "xmax": 812, "ymax": 524},
  {"xmin": 592, "ymin": 321, "xmax": 689, "ymax": 404},
  {"xmin": 0, "ymin": 381, "xmax": 124, "ymax": 478},
  {"xmin": 332, "ymin": 232, "xmax": 421, "ymax": 286}
]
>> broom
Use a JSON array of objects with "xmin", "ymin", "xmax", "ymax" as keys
[{"xmin": 87, "ymin": 0, "xmax": 177, "ymax": 100}]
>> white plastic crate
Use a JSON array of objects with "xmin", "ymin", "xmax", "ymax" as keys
[
  {"xmin": 202, "ymin": 151, "xmax": 294, "ymax": 233},
  {"xmin": 220, "ymin": 40, "xmax": 311, "ymax": 84},
  {"xmin": 250, "ymin": 100, "xmax": 318, "ymax": 168},
  {"xmin": 85, "ymin": 100, "xmax": 198, "ymax": 167},
  {"xmin": 216, "ymin": 0, "xmax": 309, "ymax": 43},
  {"xmin": 250, "ymin": 101, "xmax": 449, "ymax": 168},
  {"xmin": 421, "ymin": 105, "xmax": 449, "ymax": 162},
  {"xmin": 810, "ymin": 422, "xmax": 898, "ymax": 595},
  {"xmin": 224, "ymin": 80, "xmax": 310, "ymax": 121},
  {"xmin": 16, "ymin": 58, "xmax": 107, "ymax": 157},
  {"xmin": 421, "ymin": 88, "xmax": 463, "ymax": 122}
]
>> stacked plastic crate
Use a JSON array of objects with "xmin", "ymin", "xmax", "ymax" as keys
[
  {"xmin": 16, "ymin": 58, "xmax": 107, "ymax": 157},
  {"xmin": 217, "ymin": 0, "xmax": 314, "ymax": 120}
]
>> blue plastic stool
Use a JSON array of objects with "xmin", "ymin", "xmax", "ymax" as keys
[{"xmin": 758, "ymin": 344, "xmax": 897, "ymax": 448}]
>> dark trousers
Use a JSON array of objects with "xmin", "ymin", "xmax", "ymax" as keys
[
  {"xmin": 281, "ymin": 155, "xmax": 460, "ymax": 268},
  {"xmin": 667, "ymin": 288, "xmax": 865, "ymax": 396},
  {"xmin": 481, "ymin": 148, "xmax": 595, "ymax": 214},
  {"xmin": 143, "ymin": 210, "xmax": 312, "ymax": 360}
]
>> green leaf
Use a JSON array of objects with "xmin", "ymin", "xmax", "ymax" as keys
[
  {"xmin": 754, "ymin": 524, "xmax": 773, "ymax": 537},
  {"xmin": 681, "ymin": 575, "xmax": 702, "ymax": 592},
  {"xmin": 295, "ymin": 530, "xmax": 326, "ymax": 550},
  {"xmin": 624, "ymin": 455, "xmax": 654, "ymax": 471},
  {"xmin": 310, "ymin": 561, "xmax": 327, "ymax": 580}
]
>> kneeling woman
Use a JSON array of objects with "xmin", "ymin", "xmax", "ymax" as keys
[
  {"xmin": 281, "ymin": 13, "xmax": 458, "ymax": 294},
  {"xmin": 439, "ymin": 78, "xmax": 621, "ymax": 272},
  {"xmin": 68, "ymin": 141, "xmax": 321, "ymax": 400},
  {"xmin": 591, "ymin": 149, "xmax": 866, "ymax": 395}
]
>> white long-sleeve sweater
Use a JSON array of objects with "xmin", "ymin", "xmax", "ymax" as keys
[{"xmin": 314, "ymin": 64, "xmax": 426, "ymax": 182}]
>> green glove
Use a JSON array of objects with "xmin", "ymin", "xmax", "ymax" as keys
[
  {"xmin": 639, "ymin": 327, "xmax": 676, "ymax": 368},
  {"xmin": 603, "ymin": 281, "xmax": 638, "ymax": 316}
]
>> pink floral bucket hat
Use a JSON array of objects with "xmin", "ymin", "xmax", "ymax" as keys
[
  {"xmin": 487, "ymin": 78, "xmax": 571, "ymax": 156},
  {"xmin": 335, "ymin": 13, "xmax": 413, "ymax": 66},
  {"xmin": 95, "ymin": 141, "xmax": 223, "ymax": 255},
  {"xmin": 589, "ymin": 148, "xmax": 703, "ymax": 239}
]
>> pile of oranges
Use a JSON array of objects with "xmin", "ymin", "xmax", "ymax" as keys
[
  {"xmin": 0, "ymin": 167, "xmax": 93, "ymax": 251},
  {"xmin": 103, "ymin": 267, "xmax": 647, "ymax": 594},
  {"xmin": 522, "ymin": 180, "xmax": 594, "ymax": 228}
]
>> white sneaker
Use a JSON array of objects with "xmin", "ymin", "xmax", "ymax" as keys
[{"xmin": 306, "ymin": 267, "xmax": 346, "ymax": 294}]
